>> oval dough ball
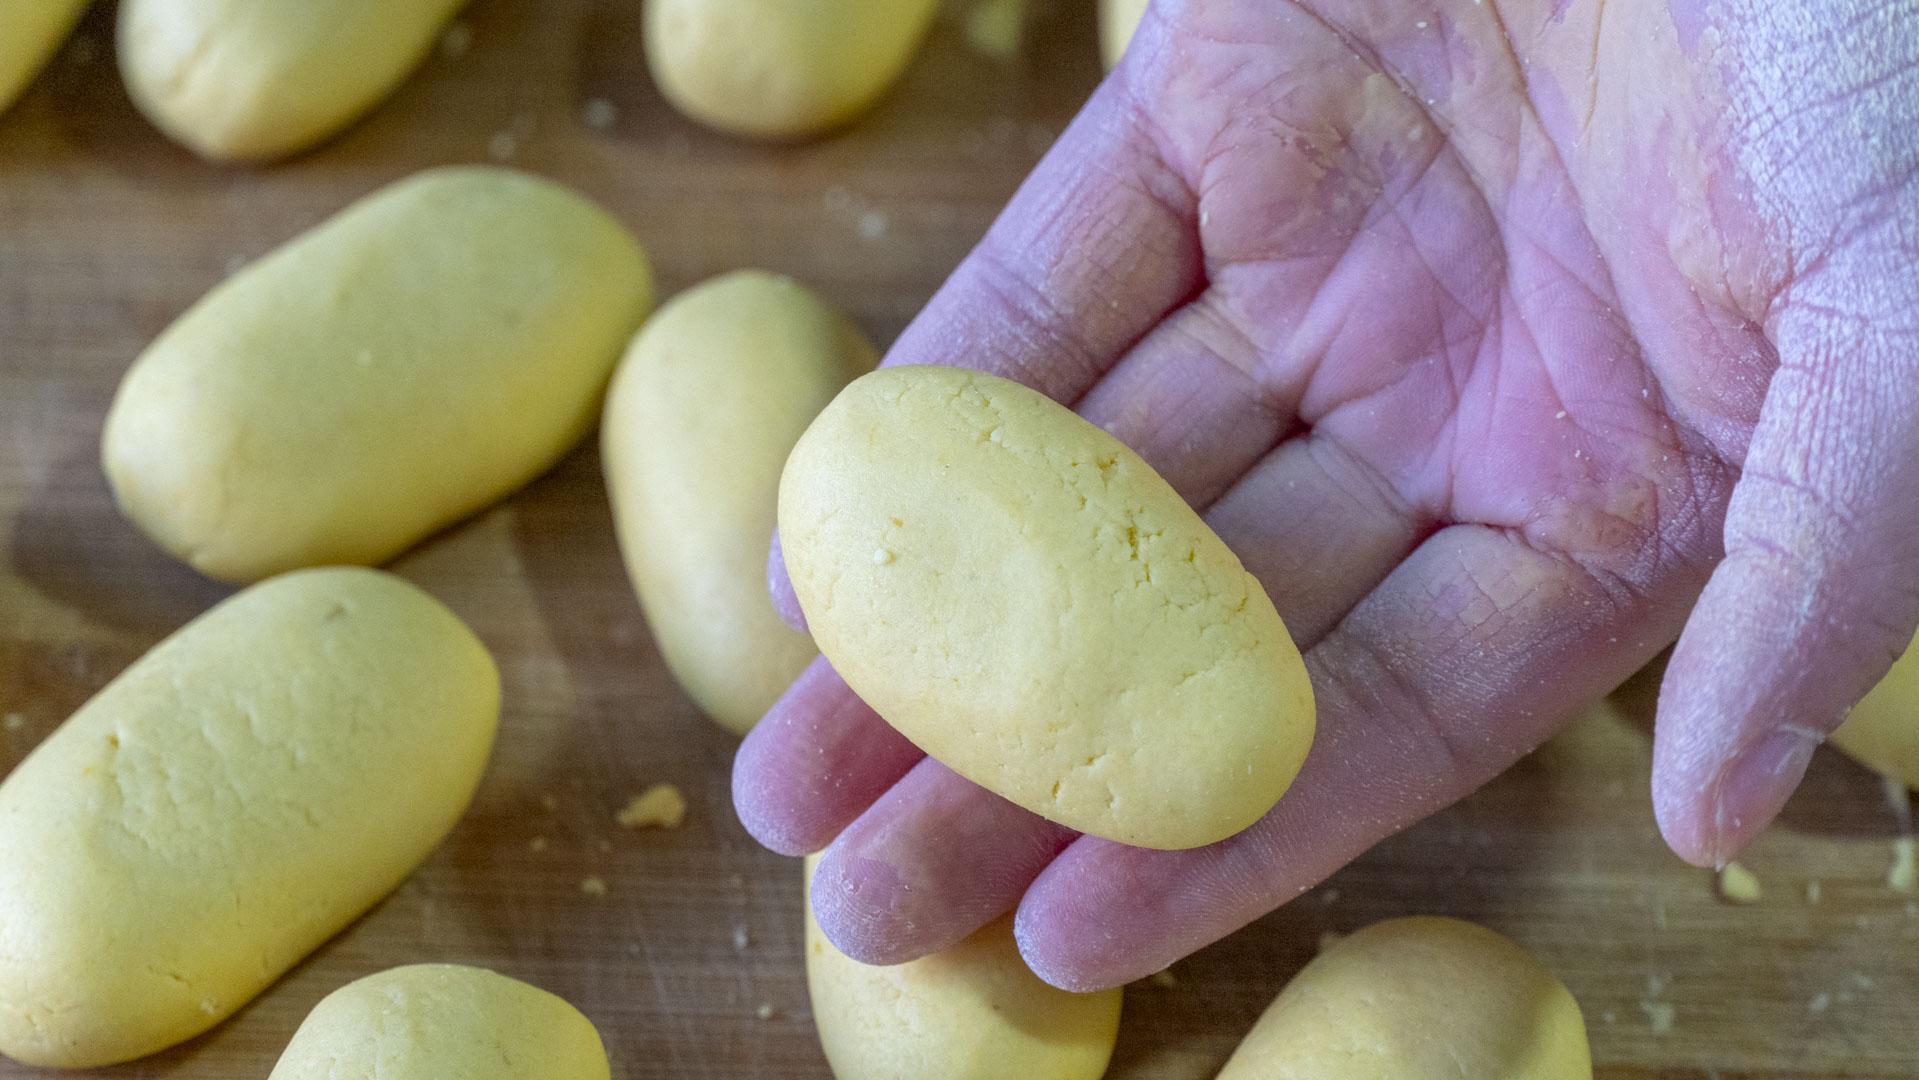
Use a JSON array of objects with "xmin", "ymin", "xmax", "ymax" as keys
[
  {"xmin": 118, "ymin": 0, "xmax": 467, "ymax": 160},
  {"xmin": 0, "ymin": 0, "xmax": 90, "ymax": 116},
  {"xmin": 0, "ymin": 568, "xmax": 499, "ymax": 1068},
  {"xmin": 644, "ymin": 0, "xmax": 938, "ymax": 139},
  {"xmin": 804, "ymin": 857, "xmax": 1120, "ymax": 1080},
  {"xmin": 269, "ymin": 965, "xmax": 608, "ymax": 1080},
  {"xmin": 1833, "ymin": 630, "xmax": 1919, "ymax": 789},
  {"xmin": 1217, "ymin": 917, "xmax": 1592, "ymax": 1080},
  {"xmin": 779, "ymin": 366, "xmax": 1315, "ymax": 850},
  {"xmin": 1100, "ymin": 0, "xmax": 1150, "ymax": 69},
  {"xmin": 103, "ymin": 166, "xmax": 652, "ymax": 584},
  {"xmin": 603, "ymin": 271, "xmax": 876, "ymax": 735}
]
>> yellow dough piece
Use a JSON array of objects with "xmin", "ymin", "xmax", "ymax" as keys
[
  {"xmin": 1100, "ymin": 0, "xmax": 1150, "ymax": 69},
  {"xmin": 103, "ymin": 166, "xmax": 652, "ymax": 584},
  {"xmin": 1832, "ymin": 630, "xmax": 1919, "ymax": 789},
  {"xmin": 780, "ymin": 366, "xmax": 1315, "ymax": 850},
  {"xmin": 268, "ymin": 965, "xmax": 609, "ymax": 1080},
  {"xmin": 0, "ymin": 0, "xmax": 89, "ymax": 116},
  {"xmin": 602, "ymin": 271, "xmax": 875, "ymax": 735},
  {"xmin": 644, "ymin": 0, "xmax": 938, "ymax": 139},
  {"xmin": 804, "ymin": 857, "xmax": 1120, "ymax": 1080},
  {"xmin": 0, "ymin": 568, "xmax": 499, "ymax": 1068},
  {"xmin": 1217, "ymin": 917, "xmax": 1592, "ymax": 1080},
  {"xmin": 117, "ymin": 0, "xmax": 468, "ymax": 160}
]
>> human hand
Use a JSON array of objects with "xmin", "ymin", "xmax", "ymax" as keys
[{"xmin": 734, "ymin": 0, "xmax": 1919, "ymax": 989}]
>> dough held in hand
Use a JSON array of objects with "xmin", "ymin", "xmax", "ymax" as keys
[
  {"xmin": 1100, "ymin": 0, "xmax": 1151, "ymax": 69},
  {"xmin": 779, "ymin": 366, "xmax": 1315, "ymax": 850},
  {"xmin": 1217, "ymin": 917, "xmax": 1592, "ymax": 1080},
  {"xmin": 603, "ymin": 271, "xmax": 875, "ymax": 735},
  {"xmin": 1832, "ymin": 629, "xmax": 1919, "ymax": 789},
  {"xmin": 0, "ymin": 568, "xmax": 500, "ymax": 1068},
  {"xmin": 0, "ymin": 0, "xmax": 90, "ymax": 116},
  {"xmin": 269, "ymin": 965, "xmax": 609, "ymax": 1080},
  {"xmin": 118, "ymin": 0, "xmax": 468, "ymax": 160},
  {"xmin": 644, "ymin": 0, "xmax": 938, "ymax": 139},
  {"xmin": 103, "ymin": 166, "xmax": 652, "ymax": 583},
  {"xmin": 804, "ymin": 857, "xmax": 1120, "ymax": 1080}
]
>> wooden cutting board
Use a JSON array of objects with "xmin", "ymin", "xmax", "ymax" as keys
[{"xmin": 1, "ymin": 2, "xmax": 1913, "ymax": 1076}]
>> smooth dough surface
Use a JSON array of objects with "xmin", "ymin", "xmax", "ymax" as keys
[
  {"xmin": 1832, "ymin": 629, "xmax": 1919, "ymax": 789},
  {"xmin": 118, "ymin": 0, "xmax": 468, "ymax": 160},
  {"xmin": 1217, "ymin": 917, "xmax": 1592, "ymax": 1080},
  {"xmin": 103, "ymin": 166, "xmax": 652, "ymax": 584},
  {"xmin": 603, "ymin": 271, "xmax": 875, "ymax": 735},
  {"xmin": 1100, "ymin": 0, "xmax": 1150, "ymax": 69},
  {"xmin": 804, "ymin": 856, "xmax": 1120, "ymax": 1080},
  {"xmin": 645, "ymin": 0, "xmax": 938, "ymax": 138},
  {"xmin": 269, "ymin": 965, "xmax": 608, "ymax": 1080},
  {"xmin": 779, "ymin": 366, "xmax": 1315, "ymax": 850},
  {"xmin": 0, "ymin": 0, "xmax": 90, "ymax": 115},
  {"xmin": 0, "ymin": 568, "xmax": 500, "ymax": 1068}
]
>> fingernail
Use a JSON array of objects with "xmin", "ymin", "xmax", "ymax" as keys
[{"xmin": 1713, "ymin": 729, "xmax": 1820, "ymax": 860}]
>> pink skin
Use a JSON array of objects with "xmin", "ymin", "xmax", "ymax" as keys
[{"xmin": 735, "ymin": 0, "xmax": 1919, "ymax": 989}]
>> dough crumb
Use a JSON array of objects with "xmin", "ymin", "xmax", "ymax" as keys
[
  {"xmin": 1640, "ymin": 1001, "xmax": 1676, "ymax": 1035},
  {"xmin": 1599, "ymin": 1010, "xmax": 1617, "ymax": 1025},
  {"xmin": 2, "ymin": 712, "xmax": 24, "ymax": 731},
  {"xmin": 1148, "ymin": 969, "xmax": 1178, "ymax": 988},
  {"xmin": 732, "ymin": 925, "xmax": 752, "ymax": 951},
  {"xmin": 582, "ymin": 97, "xmax": 619, "ymax": 131},
  {"xmin": 1808, "ymin": 991, "xmax": 1831, "ymax": 1014},
  {"xmin": 440, "ymin": 22, "xmax": 474, "ymax": 59},
  {"xmin": 1805, "ymin": 879, "xmax": 1823, "ymax": 904},
  {"xmin": 755, "ymin": 1003, "xmax": 778, "ymax": 1021},
  {"xmin": 528, "ymin": 836, "xmax": 548, "ymax": 853},
  {"xmin": 857, "ymin": 210, "xmax": 889, "ymax": 242},
  {"xmin": 965, "ymin": 0, "xmax": 1026, "ymax": 61},
  {"xmin": 540, "ymin": 793, "xmax": 559, "ymax": 812},
  {"xmin": 579, "ymin": 876, "xmax": 608, "ymax": 897},
  {"xmin": 1718, "ymin": 862, "xmax": 1763, "ymax": 904},
  {"xmin": 1890, "ymin": 837, "xmax": 1917, "ymax": 892},
  {"xmin": 618, "ymin": 784, "xmax": 688, "ymax": 830},
  {"xmin": 1316, "ymin": 930, "xmax": 1346, "ymax": 953},
  {"xmin": 1318, "ymin": 887, "xmax": 1341, "ymax": 905},
  {"xmin": 487, "ymin": 130, "xmax": 519, "ymax": 162}
]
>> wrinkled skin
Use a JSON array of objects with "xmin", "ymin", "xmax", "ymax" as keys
[{"xmin": 734, "ymin": 0, "xmax": 1919, "ymax": 990}]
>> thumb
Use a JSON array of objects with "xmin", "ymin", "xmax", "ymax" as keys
[
  {"xmin": 1654, "ymin": 268, "xmax": 1919, "ymax": 867},
  {"xmin": 1654, "ymin": 0, "xmax": 1919, "ymax": 865}
]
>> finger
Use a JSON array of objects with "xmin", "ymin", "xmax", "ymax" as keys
[
  {"xmin": 731, "ymin": 656, "xmax": 923, "ymax": 855},
  {"xmin": 1655, "ymin": 308, "xmax": 1919, "ymax": 866},
  {"xmin": 879, "ymin": 83, "xmax": 1199, "ymax": 392},
  {"xmin": 809, "ymin": 759, "xmax": 1078, "ymax": 965},
  {"xmin": 767, "ymin": 530, "xmax": 806, "ymax": 633},
  {"xmin": 1015, "ymin": 519, "xmax": 1711, "ymax": 990}
]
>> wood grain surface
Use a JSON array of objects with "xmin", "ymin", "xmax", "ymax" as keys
[{"xmin": 1, "ymin": 2, "xmax": 1915, "ymax": 1077}]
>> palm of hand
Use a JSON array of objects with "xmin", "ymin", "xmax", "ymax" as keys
[{"xmin": 736, "ymin": 0, "xmax": 1919, "ymax": 989}]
